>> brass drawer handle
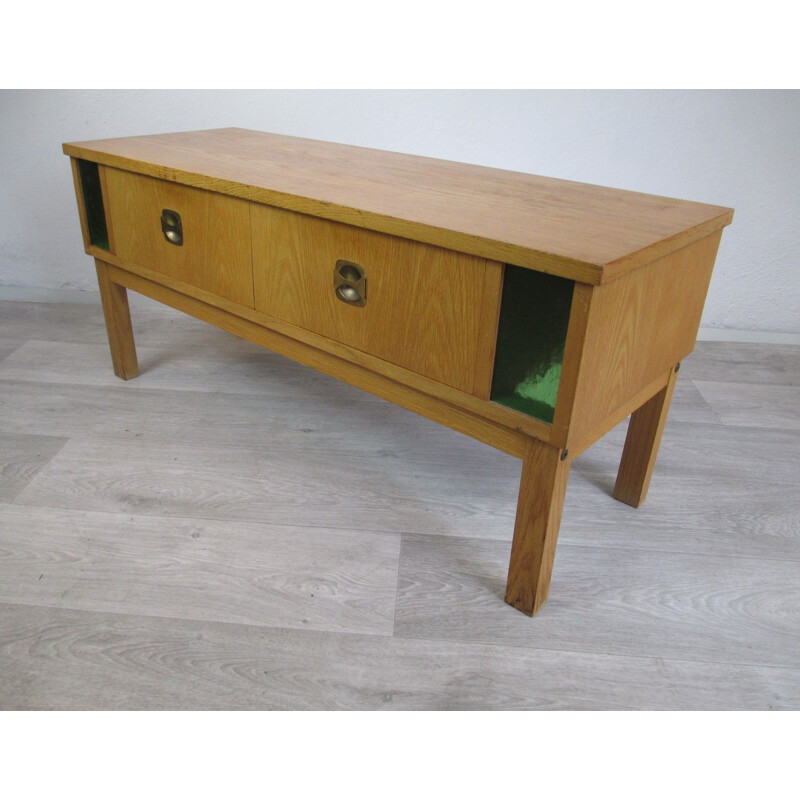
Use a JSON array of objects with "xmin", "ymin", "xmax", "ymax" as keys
[
  {"xmin": 336, "ymin": 284, "xmax": 362, "ymax": 304},
  {"xmin": 334, "ymin": 260, "xmax": 366, "ymax": 306},
  {"xmin": 161, "ymin": 209, "xmax": 183, "ymax": 246}
]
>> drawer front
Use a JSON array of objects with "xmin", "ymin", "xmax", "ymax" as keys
[
  {"xmin": 103, "ymin": 168, "xmax": 254, "ymax": 307},
  {"xmin": 252, "ymin": 205, "xmax": 488, "ymax": 393}
]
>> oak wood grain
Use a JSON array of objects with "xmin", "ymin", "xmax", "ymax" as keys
[
  {"xmin": 472, "ymin": 260, "xmax": 505, "ymax": 400},
  {"xmin": 252, "ymin": 204, "xmax": 489, "ymax": 393},
  {"xmin": 63, "ymin": 128, "xmax": 733, "ymax": 284},
  {"xmin": 504, "ymin": 439, "xmax": 570, "ymax": 615},
  {"xmin": 68, "ymin": 157, "xmax": 91, "ymax": 251},
  {"xmin": 103, "ymin": 167, "xmax": 254, "ymax": 307},
  {"xmin": 549, "ymin": 282, "xmax": 594, "ymax": 448},
  {"xmin": 566, "ymin": 232, "xmax": 722, "ymax": 448},
  {"xmin": 98, "ymin": 165, "xmax": 117, "ymax": 253},
  {"xmin": 95, "ymin": 260, "xmax": 139, "ymax": 380},
  {"xmin": 613, "ymin": 366, "xmax": 679, "ymax": 507}
]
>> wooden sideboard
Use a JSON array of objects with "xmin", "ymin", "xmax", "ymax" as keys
[{"xmin": 63, "ymin": 128, "xmax": 733, "ymax": 616}]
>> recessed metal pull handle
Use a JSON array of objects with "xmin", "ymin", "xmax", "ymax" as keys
[
  {"xmin": 336, "ymin": 284, "xmax": 362, "ymax": 304},
  {"xmin": 334, "ymin": 260, "xmax": 366, "ymax": 306},
  {"xmin": 161, "ymin": 209, "xmax": 183, "ymax": 246}
]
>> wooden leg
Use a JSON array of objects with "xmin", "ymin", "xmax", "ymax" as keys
[
  {"xmin": 505, "ymin": 437, "xmax": 571, "ymax": 616},
  {"xmin": 95, "ymin": 259, "xmax": 139, "ymax": 380},
  {"xmin": 613, "ymin": 365, "xmax": 679, "ymax": 508}
]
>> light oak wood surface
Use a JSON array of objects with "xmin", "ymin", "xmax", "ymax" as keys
[
  {"xmin": 252, "ymin": 204, "xmax": 490, "ymax": 393},
  {"xmin": 504, "ymin": 439, "xmax": 570, "ymax": 615},
  {"xmin": 1, "ymin": 301, "xmax": 798, "ymax": 709},
  {"xmin": 69, "ymin": 157, "xmax": 93, "ymax": 252},
  {"xmin": 562, "ymin": 231, "xmax": 722, "ymax": 449},
  {"xmin": 472, "ymin": 260, "xmax": 505, "ymax": 400},
  {"xmin": 613, "ymin": 366, "xmax": 679, "ymax": 507},
  {"xmin": 95, "ymin": 260, "xmax": 139, "ymax": 380},
  {"xmin": 103, "ymin": 166, "xmax": 254, "ymax": 307},
  {"xmin": 63, "ymin": 128, "xmax": 733, "ymax": 284}
]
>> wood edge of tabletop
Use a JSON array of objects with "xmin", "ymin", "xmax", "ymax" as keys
[{"xmin": 63, "ymin": 133, "xmax": 734, "ymax": 287}]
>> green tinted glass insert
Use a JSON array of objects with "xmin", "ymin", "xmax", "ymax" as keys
[
  {"xmin": 77, "ymin": 159, "xmax": 109, "ymax": 250},
  {"xmin": 490, "ymin": 265, "xmax": 574, "ymax": 424}
]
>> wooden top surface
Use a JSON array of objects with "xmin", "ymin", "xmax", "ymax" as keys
[{"xmin": 64, "ymin": 128, "xmax": 733, "ymax": 284}]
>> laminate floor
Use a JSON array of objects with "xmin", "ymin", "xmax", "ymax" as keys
[{"xmin": 1, "ymin": 300, "xmax": 798, "ymax": 710}]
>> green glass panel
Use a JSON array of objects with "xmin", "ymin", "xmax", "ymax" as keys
[
  {"xmin": 490, "ymin": 265, "xmax": 574, "ymax": 424},
  {"xmin": 77, "ymin": 159, "xmax": 109, "ymax": 250}
]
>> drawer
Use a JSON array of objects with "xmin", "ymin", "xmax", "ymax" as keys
[
  {"xmin": 103, "ymin": 168, "xmax": 254, "ymax": 307},
  {"xmin": 251, "ymin": 205, "xmax": 489, "ymax": 394}
]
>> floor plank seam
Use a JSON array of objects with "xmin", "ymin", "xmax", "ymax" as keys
[
  {"xmin": 0, "ymin": 420, "xmax": 504, "ymax": 468},
  {"xmin": 5, "ymin": 499, "xmax": 798, "ymax": 566},
  {"xmin": 693, "ymin": 377, "xmax": 800, "ymax": 390},
  {"xmin": 390, "ymin": 630, "xmax": 800, "ymax": 672},
  {"xmin": 381, "ymin": 527, "xmax": 800, "ymax": 565},
  {"xmin": 0, "ymin": 438, "xmax": 72, "ymax": 504},
  {"xmin": 5, "ymin": 597, "xmax": 796, "ymax": 676},
  {"xmin": 687, "ymin": 378, "xmax": 725, "ymax": 423},
  {"xmin": 2, "ymin": 499, "xmax": 420, "ymax": 542},
  {"xmin": 0, "ymin": 598, "xmax": 398, "ymax": 640}
]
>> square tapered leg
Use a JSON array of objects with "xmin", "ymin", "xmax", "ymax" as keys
[
  {"xmin": 613, "ymin": 365, "xmax": 679, "ymax": 508},
  {"xmin": 505, "ymin": 437, "xmax": 571, "ymax": 615},
  {"xmin": 96, "ymin": 259, "xmax": 139, "ymax": 380}
]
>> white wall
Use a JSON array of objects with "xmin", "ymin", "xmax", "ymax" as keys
[{"xmin": 1, "ymin": 90, "xmax": 798, "ymax": 334}]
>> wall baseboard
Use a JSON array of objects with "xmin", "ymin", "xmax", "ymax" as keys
[
  {"xmin": 1, "ymin": 287, "xmax": 798, "ymax": 345},
  {"xmin": 696, "ymin": 327, "xmax": 800, "ymax": 345}
]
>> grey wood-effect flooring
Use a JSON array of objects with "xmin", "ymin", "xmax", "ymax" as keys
[{"xmin": 1, "ymin": 299, "xmax": 799, "ymax": 710}]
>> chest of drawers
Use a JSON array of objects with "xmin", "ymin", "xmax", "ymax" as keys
[{"xmin": 64, "ymin": 128, "xmax": 733, "ymax": 616}]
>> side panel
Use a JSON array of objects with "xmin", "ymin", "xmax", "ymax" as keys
[{"xmin": 565, "ymin": 231, "xmax": 722, "ymax": 449}]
